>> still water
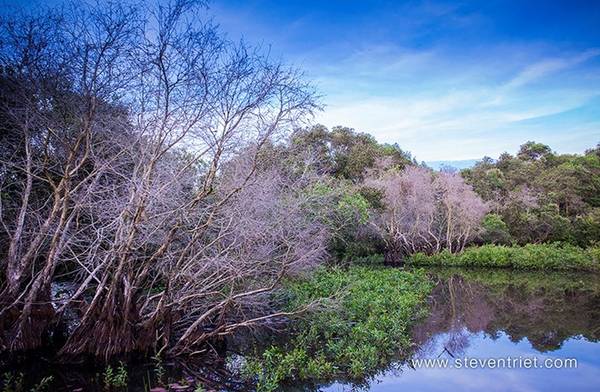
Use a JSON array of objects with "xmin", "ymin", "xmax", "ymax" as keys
[
  {"xmin": 321, "ymin": 269, "xmax": 600, "ymax": 392},
  {"xmin": 3, "ymin": 268, "xmax": 599, "ymax": 391}
]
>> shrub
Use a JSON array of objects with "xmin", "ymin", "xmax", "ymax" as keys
[{"xmin": 408, "ymin": 243, "xmax": 600, "ymax": 271}]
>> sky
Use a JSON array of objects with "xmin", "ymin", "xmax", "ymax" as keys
[
  {"xmin": 209, "ymin": 0, "xmax": 600, "ymax": 161},
  {"xmin": 4, "ymin": 0, "xmax": 600, "ymax": 161}
]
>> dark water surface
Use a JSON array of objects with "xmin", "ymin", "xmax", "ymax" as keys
[
  {"xmin": 3, "ymin": 268, "xmax": 600, "ymax": 391},
  {"xmin": 321, "ymin": 268, "xmax": 600, "ymax": 392}
]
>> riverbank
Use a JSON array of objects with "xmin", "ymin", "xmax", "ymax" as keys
[{"xmin": 408, "ymin": 243, "xmax": 600, "ymax": 271}]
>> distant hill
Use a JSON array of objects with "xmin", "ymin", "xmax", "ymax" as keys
[{"xmin": 425, "ymin": 159, "xmax": 479, "ymax": 171}]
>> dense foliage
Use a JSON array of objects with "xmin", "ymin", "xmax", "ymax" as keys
[
  {"xmin": 463, "ymin": 142, "xmax": 600, "ymax": 247},
  {"xmin": 409, "ymin": 243, "xmax": 600, "ymax": 271},
  {"xmin": 285, "ymin": 125, "xmax": 415, "ymax": 181},
  {"xmin": 243, "ymin": 266, "xmax": 432, "ymax": 391}
]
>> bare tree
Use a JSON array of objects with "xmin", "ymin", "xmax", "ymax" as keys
[
  {"xmin": 0, "ymin": 0, "xmax": 320, "ymax": 360},
  {"xmin": 366, "ymin": 164, "xmax": 488, "ymax": 263}
]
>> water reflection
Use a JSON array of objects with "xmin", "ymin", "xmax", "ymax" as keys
[
  {"xmin": 4, "ymin": 269, "xmax": 600, "ymax": 391},
  {"xmin": 324, "ymin": 268, "xmax": 600, "ymax": 392}
]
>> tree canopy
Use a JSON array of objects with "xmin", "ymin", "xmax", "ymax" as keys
[{"xmin": 462, "ymin": 141, "xmax": 600, "ymax": 246}]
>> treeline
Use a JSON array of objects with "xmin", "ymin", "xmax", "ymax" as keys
[
  {"xmin": 273, "ymin": 127, "xmax": 600, "ymax": 264},
  {"xmin": 271, "ymin": 125, "xmax": 489, "ymax": 262},
  {"xmin": 463, "ymin": 141, "xmax": 600, "ymax": 247}
]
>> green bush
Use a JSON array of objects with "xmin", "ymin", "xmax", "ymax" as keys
[
  {"xmin": 244, "ymin": 266, "xmax": 432, "ymax": 391},
  {"xmin": 481, "ymin": 213, "xmax": 512, "ymax": 244},
  {"xmin": 587, "ymin": 246, "xmax": 600, "ymax": 265},
  {"xmin": 408, "ymin": 243, "xmax": 600, "ymax": 271},
  {"xmin": 574, "ymin": 208, "xmax": 600, "ymax": 247}
]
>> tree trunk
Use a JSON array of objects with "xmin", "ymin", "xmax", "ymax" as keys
[{"xmin": 0, "ymin": 284, "xmax": 55, "ymax": 353}]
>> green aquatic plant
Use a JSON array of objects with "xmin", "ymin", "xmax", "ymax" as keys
[
  {"xmin": 1, "ymin": 372, "xmax": 23, "ymax": 392},
  {"xmin": 151, "ymin": 352, "xmax": 166, "ymax": 386},
  {"xmin": 103, "ymin": 362, "xmax": 127, "ymax": 390},
  {"xmin": 244, "ymin": 266, "xmax": 432, "ymax": 391}
]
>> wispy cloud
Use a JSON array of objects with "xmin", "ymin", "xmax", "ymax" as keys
[
  {"xmin": 503, "ymin": 49, "xmax": 600, "ymax": 90},
  {"xmin": 211, "ymin": 0, "xmax": 600, "ymax": 161},
  {"xmin": 314, "ymin": 45, "xmax": 600, "ymax": 160}
]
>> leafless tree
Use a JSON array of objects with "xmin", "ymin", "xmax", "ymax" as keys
[
  {"xmin": 0, "ymin": 0, "xmax": 321, "ymax": 360},
  {"xmin": 366, "ymin": 164, "xmax": 488, "ymax": 263}
]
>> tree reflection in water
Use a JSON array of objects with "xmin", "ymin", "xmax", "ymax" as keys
[{"xmin": 412, "ymin": 268, "xmax": 600, "ymax": 358}]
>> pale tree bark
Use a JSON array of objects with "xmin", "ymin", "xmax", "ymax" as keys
[
  {"xmin": 366, "ymin": 164, "xmax": 488, "ymax": 258},
  {"xmin": 0, "ymin": 0, "xmax": 321, "ymax": 360}
]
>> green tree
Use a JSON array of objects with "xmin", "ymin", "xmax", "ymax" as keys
[
  {"xmin": 463, "ymin": 141, "xmax": 600, "ymax": 246},
  {"xmin": 480, "ymin": 213, "xmax": 512, "ymax": 244},
  {"xmin": 517, "ymin": 141, "xmax": 552, "ymax": 161}
]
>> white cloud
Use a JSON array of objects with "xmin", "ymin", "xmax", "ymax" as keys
[
  {"xmin": 314, "ymin": 47, "xmax": 600, "ymax": 161},
  {"xmin": 503, "ymin": 49, "xmax": 600, "ymax": 90},
  {"xmin": 209, "ymin": 3, "xmax": 600, "ymax": 161}
]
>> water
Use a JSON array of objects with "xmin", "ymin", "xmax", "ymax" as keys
[
  {"xmin": 3, "ymin": 268, "xmax": 599, "ymax": 391},
  {"xmin": 321, "ymin": 268, "xmax": 600, "ymax": 392}
]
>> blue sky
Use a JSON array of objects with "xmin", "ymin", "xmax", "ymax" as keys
[
  {"xmin": 210, "ymin": 0, "xmax": 600, "ymax": 161},
  {"xmin": 5, "ymin": 0, "xmax": 600, "ymax": 161}
]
